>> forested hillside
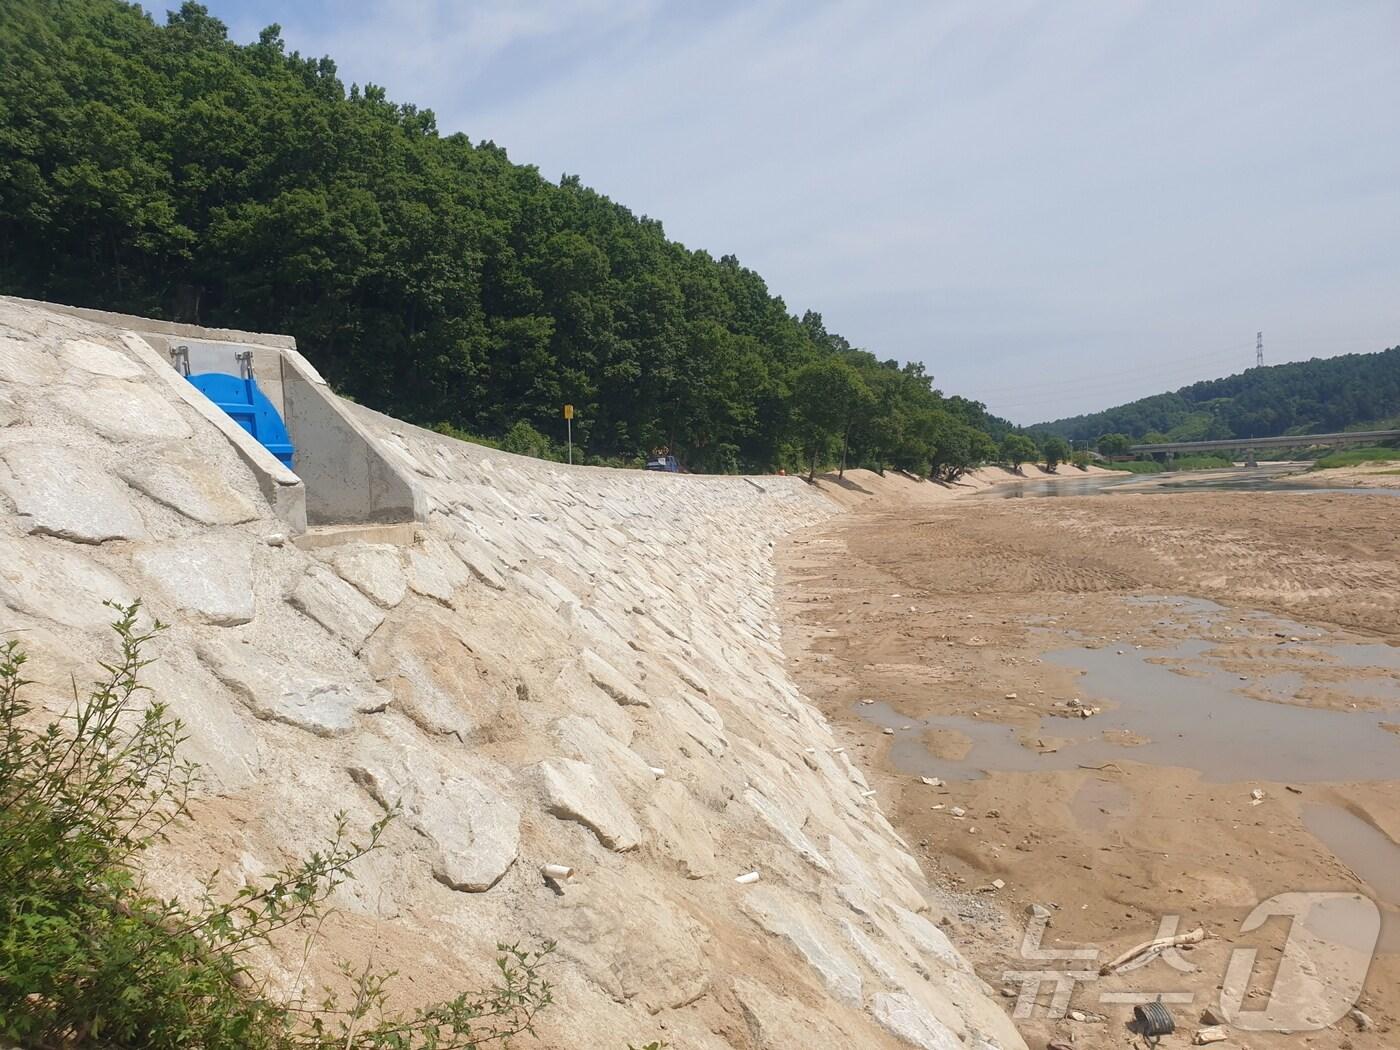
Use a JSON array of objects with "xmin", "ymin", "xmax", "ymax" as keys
[
  {"xmin": 1034, "ymin": 347, "xmax": 1400, "ymax": 445},
  {"xmin": 0, "ymin": 0, "xmax": 1011, "ymax": 474}
]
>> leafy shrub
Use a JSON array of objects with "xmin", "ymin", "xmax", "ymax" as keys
[
  {"xmin": 431, "ymin": 422, "xmax": 504, "ymax": 450},
  {"xmin": 0, "ymin": 604, "xmax": 554, "ymax": 1049},
  {"xmin": 499, "ymin": 421, "xmax": 561, "ymax": 462}
]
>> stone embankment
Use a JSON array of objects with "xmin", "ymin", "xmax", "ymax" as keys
[{"xmin": 0, "ymin": 297, "xmax": 1024, "ymax": 1049}]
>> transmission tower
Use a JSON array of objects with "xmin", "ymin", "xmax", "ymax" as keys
[{"xmin": 1256, "ymin": 331, "xmax": 1264, "ymax": 368}]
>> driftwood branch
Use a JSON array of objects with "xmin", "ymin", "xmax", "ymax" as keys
[{"xmin": 1099, "ymin": 926, "xmax": 1206, "ymax": 976}]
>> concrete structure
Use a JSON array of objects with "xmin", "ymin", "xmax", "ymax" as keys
[
  {"xmin": 0, "ymin": 295, "xmax": 425, "ymax": 532},
  {"xmin": 1131, "ymin": 429, "xmax": 1400, "ymax": 456},
  {"xmin": 0, "ymin": 297, "xmax": 1027, "ymax": 1050},
  {"xmin": 281, "ymin": 359, "xmax": 424, "ymax": 526}
]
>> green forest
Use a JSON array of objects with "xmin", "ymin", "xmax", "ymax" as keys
[
  {"xmin": 1034, "ymin": 347, "xmax": 1400, "ymax": 446},
  {"xmin": 0, "ymin": 0, "xmax": 1021, "ymax": 476}
]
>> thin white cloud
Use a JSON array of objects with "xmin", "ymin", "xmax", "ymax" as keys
[{"xmin": 213, "ymin": 0, "xmax": 1400, "ymax": 420}]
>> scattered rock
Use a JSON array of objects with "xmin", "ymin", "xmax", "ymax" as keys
[
  {"xmin": 289, "ymin": 564, "xmax": 386, "ymax": 652},
  {"xmin": 363, "ymin": 608, "xmax": 506, "ymax": 740},
  {"xmin": 745, "ymin": 788, "xmax": 831, "ymax": 872},
  {"xmin": 331, "ymin": 544, "xmax": 408, "ymax": 608},
  {"xmin": 536, "ymin": 758, "xmax": 642, "ymax": 851},
  {"xmin": 1068, "ymin": 1008, "xmax": 1107, "ymax": 1022},
  {"xmin": 61, "ymin": 338, "xmax": 143, "ymax": 378},
  {"xmin": 1193, "ymin": 1024, "xmax": 1228, "ymax": 1044},
  {"xmin": 142, "ymin": 656, "xmax": 261, "ymax": 793},
  {"xmin": 350, "ymin": 754, "xmax": 519, "ymax": 892},
  {"xmin": 0, "ymin": 535, "xmax": 136, "ymax": 629},
  {"xmin": 404, "ymin": 543, "xmax": 463, "ymax": 605},
  {"xmin": 1349, "ymin": 1007, "xmax": 1374, "ymax": 1031},
  {"xmin": 550, "ymin": 870, "xmax": 712, "ymax": 1013},
  {"xmin": 582, "ymin": 648, "xmax": 650, "ymax": 707},
  {"xmin": 197, "ymin": 637, "xmax": 388, "ymax": 737},
  {"xmin": 741, "ymin": 887, "xmax": 863, "ymax": 1008},
  {"xmin": 0, "ymin": 333, "xmax": 59, "ymax": 384},
  {"xmin": 60, "ymin": 380, "xmax": 192, "ymax": 442},
  {"xmin": 1, "ymin": 445, "xmax": 146, "ymax": 543},
  {"xmin": 646, "ymin": 779, "xmax": 718, "ymax": 879},
  {"xmin": 870, "ymin": 992, "xmax": 961, "ymax": 1050},
  {"xmin": 732, "ymin": 976, "xmax": 851, "ymax": 1045},
  {"xmin": 453, "ymin": 540, "xmax": 507, "ymax": 590},
  {"xmin": 132, "ymin": 535, "xmax": 256, "ymax": 626},
  {"xmin": 889, "ymin": 903, "xmax": 973, "ymax": 973},
  {"xmin": 120, "ymin": 446, "xmax": 260, "ymax": 525}
]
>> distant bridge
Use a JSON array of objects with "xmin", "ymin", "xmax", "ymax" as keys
[{"xmin": 1129, "ymin": 429, "xmax": 1400, "ymax": 456}]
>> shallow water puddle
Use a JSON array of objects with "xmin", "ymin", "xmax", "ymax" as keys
[
  {"xmin": 855, "ymin": 600, "xmax": 1400, "ymax": 954},
  {"xmin": 1301, "ymin": 804, "xmax": 1400, "ymax": 953},
  {"xmin": 851, "ymin": 604, "xmax": 1400, "ymax": 784},
  {"xmin": 858, "ymin": 636, "xmax": 1400, "ymax": 783}
]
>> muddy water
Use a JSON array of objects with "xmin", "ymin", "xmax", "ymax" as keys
[
  {"xmin": 857, "ymin": 634, "xmax": 1400, "ymax": 783},
  {"xmin": 855, "ymin": 595, "xmax": 1400, "ymax": 962}
]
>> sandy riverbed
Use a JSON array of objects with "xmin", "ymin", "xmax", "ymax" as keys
[{"xmin": 779, "ymin": 471, "xmax": 1400, "ymax": 1050}]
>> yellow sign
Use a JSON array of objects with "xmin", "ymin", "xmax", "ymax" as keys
[{"xmin": 563, "ymin": 404, "xmax": 574, "ymax": 420}]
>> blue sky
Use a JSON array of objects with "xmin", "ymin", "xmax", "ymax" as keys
[{"xmin": 177, "ymin": 1, "xmax": 1399, "ymax": 422}]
